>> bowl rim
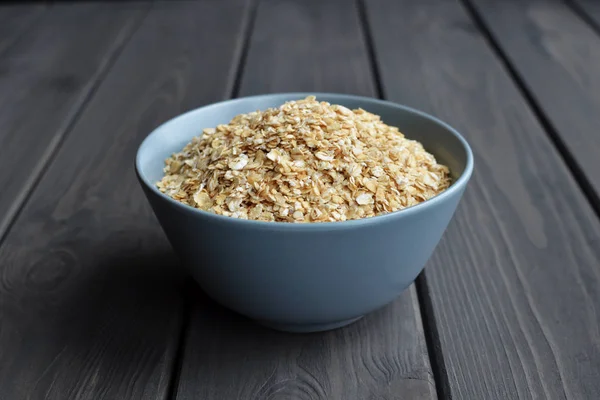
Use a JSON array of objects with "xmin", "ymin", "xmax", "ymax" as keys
[{"xmin": 135, "ymin": 92, "xmax": 474, "ymax": 231}]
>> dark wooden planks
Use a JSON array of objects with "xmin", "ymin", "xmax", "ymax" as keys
[
  {"xmin": 0, "ymin": 2, "xmax": 147, "ymax": 240},
  {"xmin": 0, "ymin": 1, "xmax": 250, "ymax": 399},
  {"xmin": 365, "ymin": 0, "xmax": 600, "ymax": 399},
  {"xmin": 468, "ymin": 0, "xmax": 600, "ymax": 204},
  {"xmin": 175, "ymin": 1, "xmax": 436, "ymax": 399},
  {"xmin": 177, "ymin": 291, "xmax": 434, "ymax": 400},
  {"xmin": 0, "ymin": 4, "xmax": 46, "ymax": 55},
  {"xmin": 238, "ymin": 0, "xmax": 375, "ymax": 96}
]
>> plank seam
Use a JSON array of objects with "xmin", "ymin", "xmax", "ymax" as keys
[
  {"xmin": 416, "ymin": 273, "xmax": 452, "ymax": 400},
  {"xmin": 566, "ymin": 0, "xmax": 600, "ymax": 38},
  {"xmin": 0, "ymin": 4, "xmax": 152, "ymax": 246},
  {"xmin": 460, "ymin": 0, "xmax": 600, "ymax": 219},
  {"xmin": 165, "ymin": 280, "xmax": 193, "ymax": 400},
  {"xmin": 356, "ymin": 0, "xmax": 384, "ymax": 99},
  {"xmin": 228, "ymin": 0, "xmax": 259, "ymax": 98}
]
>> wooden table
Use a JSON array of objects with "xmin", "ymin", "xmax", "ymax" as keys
[{"xmin": 1, "ymin": 0, "xmax": 599, "ymax": 399}]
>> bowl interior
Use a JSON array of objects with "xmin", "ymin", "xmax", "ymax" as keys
[{"xmin": 137, "ymin": 93, "xmax": 471, "ymax": 193}]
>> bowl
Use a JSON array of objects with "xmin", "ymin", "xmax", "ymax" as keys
[{"xmin": 135, "ymin": 93, "xmax": 473, "ymax": 333}]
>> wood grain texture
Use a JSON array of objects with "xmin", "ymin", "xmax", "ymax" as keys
[
  {"xmin": 0, "ymin": 1, "xmax": 250, "ymax": 399},
  {"xmin": 0, "ymin": 4, "xmax": 46, "ymax": 55},
  {"xmin": 468, "ymin": 0, "xmax": 600, "ymax": 203},
  {"xmin": 0, "ymin": 2, "xmax": 147, "ymax": 241},
  {"xmin": 177, "ymin": 289, "xmax": 434, "ymax": 400},
  {"xmin": 176, "ymin": 1, "xmax": 435, "ymax": 399},
  {"xmin": 239, "ymin": 0, "xmax": 375, "ymax": 96},
  {"xmin": 365, "ymin": 0, "xmax": 600, "ymax": 399}
]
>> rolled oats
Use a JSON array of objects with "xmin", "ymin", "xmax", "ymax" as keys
[{"xmin": 157, "ymin": 96, "xmax": 451, "ymax": 222}]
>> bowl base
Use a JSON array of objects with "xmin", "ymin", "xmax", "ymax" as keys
[{"xmin": 257, "ymin": 316, "xmax": 364, "ymax": 333}]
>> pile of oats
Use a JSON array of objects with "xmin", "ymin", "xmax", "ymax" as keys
[{"xmin": 157, "ymin": 96, "xmax": 451, "ymax": 222}]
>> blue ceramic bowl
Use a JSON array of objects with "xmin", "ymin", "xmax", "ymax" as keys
[{"xmin": 135, "ymin": 93, "xmax": 473, "ymax": 332}]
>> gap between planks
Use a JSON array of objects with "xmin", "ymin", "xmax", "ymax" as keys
[
  {"xmin": 461, "ymin": 0, "xmax": 600, "ymax": 220},
  {"xmin": 0, "ymin": 5, "xmax": 151, "ymax": 246},
  {"xmin": 568, "ymin": 0, "xmax": 600, "ymax": 38}
]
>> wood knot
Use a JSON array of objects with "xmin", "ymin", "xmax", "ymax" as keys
[{"xmin": 26, "ymin": 249, "xmax": 78, "ymax": 292}]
